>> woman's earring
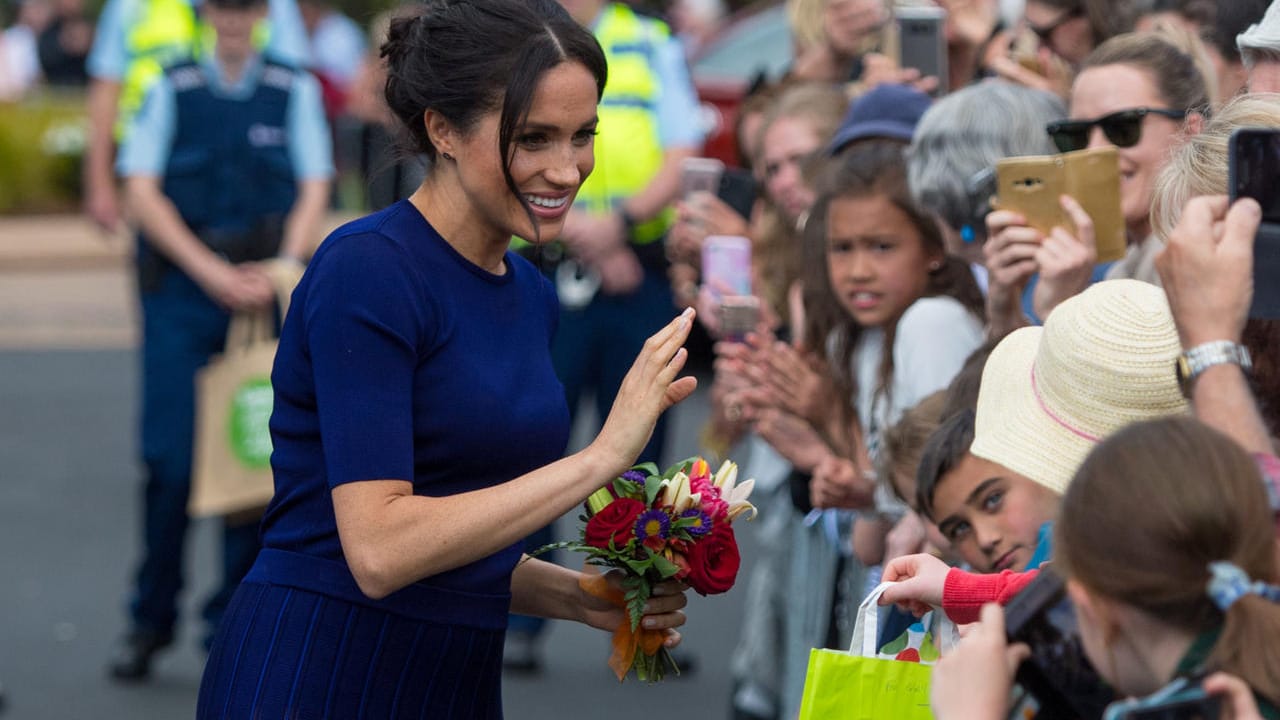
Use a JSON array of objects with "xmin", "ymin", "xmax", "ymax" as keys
[
  {"xmin": 929, "ymin": 260, "xmax": 942, "ymax": 272},
  {"xmin": 441, "ymin": 152, "xmax": 454, "ymax": 161}
]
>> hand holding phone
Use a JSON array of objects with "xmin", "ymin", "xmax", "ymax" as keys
[
  {"xmin": 680, "ymin": 157, "xmax": 725, "ymax": 200},
  {"xmin": 1004, "ymin": 566, "xmax": 1116, "ymax": 720},
  {"xmin": 994, "ymin": 146, "xmax": 1127, "ymax": 263},
  {"xmin": 896, "ymin": 6, "xmax": 948, "ymax": 96},
  {"xmin": 701, "ymin": 235, "xmax": 752, "ymax": 298},
  {"xmin": 701, "ymin": 235, "xmax": 755, "ymax": 340}
]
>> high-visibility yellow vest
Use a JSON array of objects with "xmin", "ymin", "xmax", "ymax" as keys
[
  {"xmin": 117, "ymin": 0, "xmax": 271, "ymax": 138},
  {"xmin": 117, "ymin": 0, "xmax": 198, "ymax": 138},
  {"xmin": 576, "ymin": 3, "xmax": 671, "ymax": 245}
]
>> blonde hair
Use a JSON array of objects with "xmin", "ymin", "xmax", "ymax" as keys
[
  {"xmin": 1151, "ymin": 93, "xmax": 1280, "ymax": 241},
  {"xmin": 756, "ymin": 82, "xmax": 847, "ymax": 153},
  {"xmin": 787, "ymin": 0, "xmax": 827, "ymax": 51},
  {"xmin": 787, "ymin": 0, "xmax": 890, "ymax": 55}
]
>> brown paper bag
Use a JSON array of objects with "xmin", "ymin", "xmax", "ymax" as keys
[
  {"xmin": 189, "ymin": 260, "xmax": 303, "ymax": 517},
  {"xmin": 994, "ymin": 146, "xmax": 1127, "ymax": 263}
]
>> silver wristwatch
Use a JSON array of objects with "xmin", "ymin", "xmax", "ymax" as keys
[{"xmin": 1175, "ymin": 340, "xmax": 1253, "ymax": 398}]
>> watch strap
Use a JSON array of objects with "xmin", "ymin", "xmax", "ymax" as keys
[{"xmin": 1176, "ymin": 341, "xmax": 1253, "ymax": 397}]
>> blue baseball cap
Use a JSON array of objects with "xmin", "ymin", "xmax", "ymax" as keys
[{"xmin": 828, "ymin": 83, "xmax": 932, "ymax": 155}]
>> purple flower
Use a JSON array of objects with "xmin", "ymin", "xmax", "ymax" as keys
[
  {"xmin": 680, "ymin": 509, "xmax": 712, "ymax": 537},
  {"xmin": 621, "ymin": 470, "xmax": 647, "ymax": 484},
  {"xmin": 634, "ymin": 509, "xmax": 672, "ymax": 550}
]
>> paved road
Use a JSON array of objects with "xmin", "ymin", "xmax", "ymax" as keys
[{"xmin": 0, "ymin": 218, "xmax": 752, "ymax": 719}]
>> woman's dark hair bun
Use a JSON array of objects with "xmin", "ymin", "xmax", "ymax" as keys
[{"xmin": 379, "ymin": 0, "xmax": 606, "ymax": 164}]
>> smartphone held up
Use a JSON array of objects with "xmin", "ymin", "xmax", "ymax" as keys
[
  {"xmin": 896, "ymin": 6, "xmax": 948, "ymax": 96},
  {"xmin": 1228, "ymin": 127, "xmax": 1280, "ymax": 319},
  {"xmin": 701, "ymin": 235, "xmax": 757, "ymax": 341},
  {"xmin": 994, "ymin": 146, "xmax": 1127, "ymax": 263}
]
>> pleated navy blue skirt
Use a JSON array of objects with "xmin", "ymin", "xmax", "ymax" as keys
[{"xmin": 197, "ymin": 582, "xmax": 505, "ymax": 719}]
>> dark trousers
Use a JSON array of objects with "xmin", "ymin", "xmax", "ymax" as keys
[{"xmin": 132, "ymin": 269, "xmax": 261, "ymax": 642}]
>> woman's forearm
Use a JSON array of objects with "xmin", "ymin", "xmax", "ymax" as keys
[
  {"xmin": 334, "ymin": 443, "xmax": 624, "ymax": 600},
  {"xmin": 509, "ymin": 557, "xmax": 587, "ymax": 623}
]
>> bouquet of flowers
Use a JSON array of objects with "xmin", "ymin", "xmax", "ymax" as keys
[{"xmin": 545, "ymin": 457, "xmax": 756, "ymax": 682}]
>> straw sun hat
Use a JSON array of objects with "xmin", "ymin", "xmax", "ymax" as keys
[{"xmin": 970, "ymin": 280, "xmax": 1190, "ymax": 494}]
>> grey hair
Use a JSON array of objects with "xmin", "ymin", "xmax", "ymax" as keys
[{"xmin": 907, "ymin": 81, "xmax": 1066, "ymax": 238}]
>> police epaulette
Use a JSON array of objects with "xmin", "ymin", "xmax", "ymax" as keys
[
  {"xmin": 261, "ymin": 64, "xmax": 295, "ymax": 92},
  {"xmin": 168, "ymin": 65, "xmax": 205, "ymax": 92}
]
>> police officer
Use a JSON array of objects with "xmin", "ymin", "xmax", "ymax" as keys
[
  {"xmin": 109, "ymin": 0, "xmax": 330, "ymax": 680},
  {"xmin": 82, "ymin": 0, "xmax": 307, "ymax": 234}
]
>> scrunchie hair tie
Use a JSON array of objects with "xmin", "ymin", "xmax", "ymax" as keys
[{"xmin": 1206, "ymin": 561, "xmax": 1280, "ymax": 611}]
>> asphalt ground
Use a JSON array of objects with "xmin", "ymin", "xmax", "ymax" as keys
[{"xmin": 0, "ymin": 216, "xmax": 752, "ymax": 719}]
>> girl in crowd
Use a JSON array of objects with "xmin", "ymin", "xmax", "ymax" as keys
[
  {"xmin": 197, "ymin": 1, "xmax": 696, "ymax": 717},
  {"xmin": 984, "ymin": 32, "xmax": 1208, "ymax": 330},
  {"xmin": 769, "ymin": 141, "xmax": 985, "ymax": 716},
  {"xmin": 931, "ymin": 417, "xmax": 1280, "ymax": 720}
]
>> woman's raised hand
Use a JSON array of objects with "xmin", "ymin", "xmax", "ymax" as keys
[{"xmin": 592, "ymin": 309, "xmax": 699, "ymax": 475}]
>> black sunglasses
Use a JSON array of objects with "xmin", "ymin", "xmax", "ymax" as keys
[
  {"xmin": 1046, "ymin": 108, "xmax": 1188, "ymax": 153},
  {"xmin": 1028, "ymin": 6, "xmax": 1083, "ymax": 44}
]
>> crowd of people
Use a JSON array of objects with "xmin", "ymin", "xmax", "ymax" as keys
[
  {"xmin": 663, "ymin": 0, "xmax": 1280, "ymax": 718},
  {"xmin": 39, "ymin": 0, "xmax": 1280, "ymax": 717}
]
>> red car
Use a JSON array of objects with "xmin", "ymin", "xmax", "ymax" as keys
[{"xmin": 689, "ymin": 1, "xmax": 792, "ymax": 167}]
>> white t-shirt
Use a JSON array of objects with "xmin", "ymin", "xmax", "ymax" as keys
[{"xmin": 852, "ymin": 295, "xmax": 985, "ymax": 462}]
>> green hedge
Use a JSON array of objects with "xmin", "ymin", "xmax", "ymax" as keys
[{"xmin": 0, "ymin": 90, "xmax": 87, "ymax": 214}]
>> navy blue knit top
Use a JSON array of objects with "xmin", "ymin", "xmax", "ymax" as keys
[{"xmin": 257, "ymin": 200, "xmax": 571, "ymax": 628}]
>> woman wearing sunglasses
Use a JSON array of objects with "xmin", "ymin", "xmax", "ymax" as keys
[{"xmin": 984, "ymin": 32, "xmax": 1208, "ymax": 334}]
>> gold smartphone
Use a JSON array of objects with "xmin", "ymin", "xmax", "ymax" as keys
[{"xmin": 994, "ymin": 146, "xmax": 1127, "ymax": 263}]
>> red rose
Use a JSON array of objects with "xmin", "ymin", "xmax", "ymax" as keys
[
  {"xmin": 683, "ymin": 523, "xmax": 740, "ymax": 595},
  {"xmin": 584, "ymin": 498, "xmax": 645, "ymax": 549}
]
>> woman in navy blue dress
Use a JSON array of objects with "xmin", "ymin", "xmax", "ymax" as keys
[{"xmin": 196, "ymin": 1, "xmax": 698, "ymax": 716}]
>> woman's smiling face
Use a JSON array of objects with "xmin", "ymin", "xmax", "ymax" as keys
[
  {"xmin": 448, "ymin": 61, "xmax": 600, "ymax": 243},
  {"xmin": 1069, "ymin": 64, "xmax": 1186, "ymax": 239}
]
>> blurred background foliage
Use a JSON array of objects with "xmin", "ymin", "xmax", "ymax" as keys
[{"xmin": 0, "ymin": 90, "xmax": 87, "ymax": 213}]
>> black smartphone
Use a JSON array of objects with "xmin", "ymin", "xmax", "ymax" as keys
[
  {"xmin": 896, "ymin": 6, "xmax": 948, "ymax": 96},
  {"xmin": 1004, "ymin": 566, "xmax": 1116, "ymax": 720},
  {"xmin": 717, "ymin": 167, "xmax": 757, "ymax": 221},
  {"xmin": 1228, "ymin": 127, "xmax": 1280, "ymax": 318}
]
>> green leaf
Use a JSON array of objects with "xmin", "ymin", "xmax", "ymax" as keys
[
  {"xmin": 663, "ymin": 457, "xmax": 699, "ymax": 480},
  {"xmin": 650, "ymin": 553, "xmax": 681, "ymax": 579},
  {"xmin": 612, "ymin": 478, "xmax": 641, "ymax": 499},
  {"xmin": 644, "ymin": 475, "xmax": 664, "ymax": 506},
  {"xmin": 625, "ymin": 578, "xmax": 651, "ymax": 633},
  {"xmin": 525, "ymin": 540, "xmax": 580, "ymax": 558},
  {"xmin": 624, "ymin": 556, "xmax": 653, "ymax": 576},
  {"xmin": 633, "ymin": 462, "xmax": 660, "ymax": 478}
]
